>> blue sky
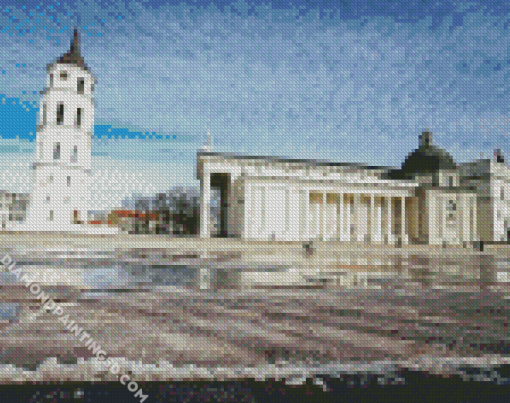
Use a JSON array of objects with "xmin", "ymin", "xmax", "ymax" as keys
[{"xmin": 0, "ymin": 0, "xmax": 509, "ymax": 209}]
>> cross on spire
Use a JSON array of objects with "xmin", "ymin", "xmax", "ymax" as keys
[
  {"xmin": 201, "ymin": 128, "xmax": 213, "ymax": 152},
  {"xmin": 70, "ymin": 27, "xmax": 80, "ymax": 55}
]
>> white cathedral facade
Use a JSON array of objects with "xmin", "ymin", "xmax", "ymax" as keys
[
  {"xmin": 24, "ymin": 29, "xmax": 115, "ymax": 233},
  {"xmin": 197, "ymin": 131, "xmax": 510, "ymax": 246}
]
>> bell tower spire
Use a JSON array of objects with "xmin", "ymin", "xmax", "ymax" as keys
[
  {"xmin": 53, "ymin": 27, "xmax": 89, "ymax": 70},
  {"xmin": 70, "ymin": 27, "xmax": 80, "ymax": 56}
]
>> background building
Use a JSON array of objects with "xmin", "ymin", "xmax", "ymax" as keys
[
  {"xmin": 197, "ymin": 129, "xmax": 506, "ymax": 245},
  {"xmin": 460, "ymin": 154, "xmax": 510, "ymax": 242}
]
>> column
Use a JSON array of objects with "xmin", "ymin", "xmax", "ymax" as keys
[
  {"xmin": 401, "ymin": 196, "xmax": 408, "ymax": 244},
  {"xmin": 462, "ymin": 197, "xmax": 470, "ymax": 244},
  {"xmin": 200, "ymin": 170, "xmax": 211, "ymax": 238},
  {"xmin": 243, "ymin": 184, "xmax": 252, "ymax": 238},
  {"xmin": 460, "ymin": 196, "xmax": 465, "ymax": 243},
  {"xmin": 305, "ymin": 191, "xmax": 310, "ymax": 240},
  {"xmin": 472, "ymin": 198, "xmax": 477, "ymax": 242},
  {"xmin": 438, "ymin": 197, "xmax": 443, "ymax": 242},
  {"xmin": 415, "ymin": 197, "xmax": 420, "ymax": 242},
  {"xmin": 326, "ymin": 194, "xmax": 337, "ymax": 241},
  {"xmin": 338, "ymin": 193, "xmax": 344, "ymax": 241},
  {"xmin": 261, "ymin": 186, "xmax": 266, "ymax": 235},
  {"xmin": 387, "ymin": 196, "xmax": 392, "ymax": 244},
  {"xmin": 322, "ymin": 193, "xmax": 327, "ymax": 240},
  {"xmin": 376, "ymin": 196, "xmax": 382, "ymax": 242},
  {"xmin": 315, "ymin": 194, "xmax": 321, "ymax": 238},
  {"xmin": 357, "ymin": 194, "xmax": 369, "ymax": 242},
  {"xmin": 356, "ymin": 193, "xmax": 363, "ymax": 242},
  {"xmin": 344, "ymin": 194, "xmax": 351, "ymax": 241},
  {"xmin": 299, "ymin": 190, "xmax": 307, "ymax": 240},
  {"xmin": 370, "ymin": 194, "xmax": 376, "ymax": 243}
]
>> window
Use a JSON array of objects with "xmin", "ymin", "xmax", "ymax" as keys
[
  {"xmin": 60, "ymin": 71, "xmax": 68, "ymax": 80},
  {"xmin": 71, "ymin": 146, "xmax": 78, "ymax": 163},
  {"xmin": 57, "ymin": 104, "xmax": 64, "ymax": 125},
  {"xmin": 48, "ymin": 210, "xmax": 54, "ymax": 221},
  {"xmin": 326, "ymin": 193, "xmax": 339, "ymax": 204},
  {"xmin": 53, "ymin": 143, "xmax": 60, "ymax": 160},
  {"xmin": 77, "ymin": 78, "xmax": 84, "ymax": 93},
  {"xmin": 448, "ymin": 176, "xmax": 454, "ymax": 187},
  {"xmin": 446, "ymin": 200, "xmax": 457, "ymax": 222},
  {"xmin": 501, "ymin": 187, "xmax": 505, "ymax": 201},
  {"xmin": 45, "ymin": 195, "xmax": 50, "ymax": 203},
  {"xmin": 309, "ymin": 193, "xmax": 323, "ymax": 204},
  {"xmin": 432, "ymin": 175, "xmax": 439, "ymax": 186},
  {"xmin": 42, "ymin": 103, "xmax": 47, "ymax": 124},
  {"xmin": 48, "ymin": 175, "xmax": 53, "ymax": 184},
  {"xmin": 50, "ymin": 74, "xmax": 54, "ymax": 87},
  {"xmin": 91, "ymin": 83, "xmax": 94, "ymax": 93},
  {"xmin": 67, "ymin": 176, "xmax": 71, "ymax": 187},
  {"xmin": 76, "ymin": 108, "xmax": 82, "ymax": 127},
  {"xmin": 73, "ymin": 210, "xmax": 80, "ymax": 224}
]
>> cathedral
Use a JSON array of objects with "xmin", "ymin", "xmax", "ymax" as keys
[
  {"xmin": 21, "ymin": 29, "xmax": 510, "ymax": 244},
  {"xmin": 197, "ymin": 131, "xmax": 510, "ymax": 245}
]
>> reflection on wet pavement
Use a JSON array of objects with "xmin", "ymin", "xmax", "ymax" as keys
[{"xmin": 0, "ymin": 247, "xmax": 509, "ymax": 384}]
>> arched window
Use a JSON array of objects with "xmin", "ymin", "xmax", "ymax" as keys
[
  {"xmin": 77, "ymin": 78, "xmax": 84, "ymax": 93},
  {"xmin": 76, "ymin": 108, "xmax": 82, "ymax": 127},
  {"xmin": 446, "ymin": 200, "xmax": 456, "ymax": 223},
  {"xmin": 71, "ymin": 146, "xmax": 78, "ymax": 163},
  {"xmin": 57, "ymin": 103, "xmax": 64, "ymax": 125},
  {"xmin": 53, "ymin": 143, "xmax": 60, "ymax": 160}
]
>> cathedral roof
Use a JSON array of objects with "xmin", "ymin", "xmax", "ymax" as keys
[{"xmin": 389, "ymin": 130, "xmax": 457, "ymax": 179}]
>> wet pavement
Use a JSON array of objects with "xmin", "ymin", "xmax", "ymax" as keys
[{"xmin": 0, "ymin": 244, "xmax": 510, "ymax": 401}]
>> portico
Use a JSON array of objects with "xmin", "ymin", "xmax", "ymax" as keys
[{"xmin": 197, "ymin": 152, "xmax": 416, "ymax": 244}]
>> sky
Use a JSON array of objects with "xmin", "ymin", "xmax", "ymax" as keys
[{"xmin": 0, "ymin": 0, "xmax": 509, "ymax": 210}]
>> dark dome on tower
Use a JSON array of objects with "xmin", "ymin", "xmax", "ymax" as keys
[{"xmin": 389, "ymin": 129, "xmax": 457, "ymax": 180}]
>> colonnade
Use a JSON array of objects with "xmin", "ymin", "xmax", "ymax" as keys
[
  {"xmin": 199, "ymin": 164, "xmax": 411, "ymax": 243},
  {"xmin": 307, "ymin": 192, "xmax": 409, "ymax": 244}
]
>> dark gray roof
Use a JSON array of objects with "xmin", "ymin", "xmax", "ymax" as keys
[{"xmin": 197, "ymin": 151, "xmax": 392, "ymax": 171}]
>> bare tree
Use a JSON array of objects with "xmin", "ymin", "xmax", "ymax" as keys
[{"xmin": 121, "ymin": 186, "xmax": 201, "ymax": 235}]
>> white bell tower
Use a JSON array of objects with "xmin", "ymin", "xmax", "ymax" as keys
[{"xmin": 26, "ymin": 28, "xmax": 95, "ymax": 231}]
